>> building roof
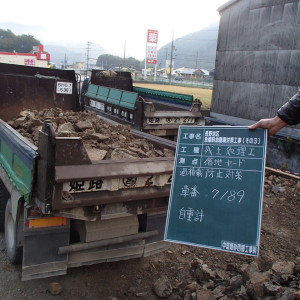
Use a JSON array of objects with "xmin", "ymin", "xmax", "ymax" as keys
[
  {"xmin": 174, "ymin": 67, "xmax": 198, "ymax": 75},
  {"xmin": 200, "ymin": 69, "xmax": 209, "ymax": 76}
]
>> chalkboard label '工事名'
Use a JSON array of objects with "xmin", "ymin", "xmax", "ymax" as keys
[{"xmin": 164, "ymin": 126, "xmax": 267, "ymax": 256}]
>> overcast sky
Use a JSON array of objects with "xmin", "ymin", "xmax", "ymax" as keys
[{"xmin": 0, "ymin": 0, "xmax": 229, "ymax": 60}]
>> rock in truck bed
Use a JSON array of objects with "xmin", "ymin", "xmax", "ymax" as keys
[{"xmin": 8, "ymin": 108, "xmax": 174, "ymax": 161}]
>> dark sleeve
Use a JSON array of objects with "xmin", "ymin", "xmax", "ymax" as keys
[{"xmin": 277, "ymin": 91, "xmax": 300, "ymax": 125}]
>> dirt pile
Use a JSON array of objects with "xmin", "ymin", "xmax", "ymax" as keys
[
  {"xmin": 8, "ymin": 108, "xmax": 174, "ymax": 161},
  {"xmin": 145, "ymin": 171, "xmax": 300, "ymax": 300},
  {"xmin": 151, "ymin": 259, "xmax": 300, "ymax": 299}
]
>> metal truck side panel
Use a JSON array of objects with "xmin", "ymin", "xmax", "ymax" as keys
[
  {"xmin": 133, "ymin": 86, "xmax": 194, "ymax": 107},
  {"xmin": 0, "ymin": 63, "xmax": 80, "ymax": 121},
  {"xmin": 0, "ymin": 120, "xmax": 38, "ymax": 202}
]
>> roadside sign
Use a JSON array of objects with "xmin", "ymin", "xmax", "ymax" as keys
[
  {"xmin": 164, "ymin": 126, "xmax": 267, "ymax": 256},
  {"xmin": 147, "ymin": 29, "xmax": 158, "ymax": 43},
  {"xmin": 146, "ymin": 59, "xmax": 157, "ymax": 64}
]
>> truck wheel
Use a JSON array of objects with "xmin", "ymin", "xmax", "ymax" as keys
[
  {"xmin": 0, "ymin": 180, "xmax": 10, "ymax": 232},
  {"xmin": 5, "ymin": 199, "xmax": 22, "ymax": 264}
]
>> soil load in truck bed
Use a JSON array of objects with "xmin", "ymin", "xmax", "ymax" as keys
[
  {"xmin": 8, "ymin": 108, "xmax": 175, "ymax": 161},
  {"xmin": 1, "ymin": 107, "xmax": 176, "ymax": 281}
]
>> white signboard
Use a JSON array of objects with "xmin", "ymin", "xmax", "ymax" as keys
[{"xmin": 56, "ymin": 82, "xmax": 73, "ymax": 94}]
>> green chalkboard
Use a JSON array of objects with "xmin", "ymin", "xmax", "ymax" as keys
[{"xmin": 164, "ymin": 126, "xmax": 267, "ymax": 256}]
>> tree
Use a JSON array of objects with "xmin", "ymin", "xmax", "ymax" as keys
[
  {"xmin": 0, "ymin": 29, "xmax": 40, "ymax": 53},
  {"xmin": 96, "ymin": 54, "xmax": 141, "ymax": 70}
]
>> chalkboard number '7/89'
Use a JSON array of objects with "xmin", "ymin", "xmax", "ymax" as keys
[{"xmin": 211, "ymin": 189, "xmax": 245, "ymax": 203}]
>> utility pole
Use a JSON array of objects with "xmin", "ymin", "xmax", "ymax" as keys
[
  {"xmin": 86, "ymin": 41, "xmax": 91, "ymax": 70},
  {"xmin": 123, "ymin": 40, "xmax": 126, "ymax": 68},
  {"xmin": 169, "ymin": 32, "xmax": 174, "ymax": 84},
  {"xmin": 64, "ymin": 54, "xmax": 67, "ymax": 69}
]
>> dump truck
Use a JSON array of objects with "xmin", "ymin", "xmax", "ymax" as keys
[
  {"xmin": 82, "ymin": 70, "xmax": 203, "ymax": 140},
  {"xmin": 0, "ymin": 63, "xmax": 175, "ymax": 280}
]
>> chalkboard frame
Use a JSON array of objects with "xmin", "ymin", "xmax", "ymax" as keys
[{"xmin": 164, "ymin": 125, "xmax": 267, "ymax": 257}]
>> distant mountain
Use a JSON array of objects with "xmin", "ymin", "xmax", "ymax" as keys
[
  {"xmin": 44, "ymin": 43, "xmax": 108, "ymax": 68},
  {"xmin": 0, "ymin": 22, "xmax": 108, "ymax": 67},
  {"xmin": 1, "ymin": 21, "xmax": 218, "ymax": 70},
  {"xmin": 157, "ymin": 22, "xmax": 219, "ymax": 71},
  {"xmin": 0, "ymin": 22, "xmax": 46, "ymax": 35}
]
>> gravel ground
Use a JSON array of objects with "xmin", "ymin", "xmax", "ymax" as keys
[{"xmin": 0, "ymin": 170, "xmax": 299, "ymax": 299}]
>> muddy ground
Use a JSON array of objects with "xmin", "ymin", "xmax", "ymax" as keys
[{"xmin": 0, "ymin": 160, "xmax": 299, "ymax": 300}]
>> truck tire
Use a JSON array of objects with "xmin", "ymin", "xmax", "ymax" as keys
[
  {"xmin": 5, "ymin": 199, "xmax": 22, "ymax": 264},
  {"xmin": 0, "ymin": 180, "xmax": 10, "ymax": 232}
]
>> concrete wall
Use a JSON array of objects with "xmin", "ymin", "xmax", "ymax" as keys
[{"xmin": 211, "ymin": 0, "xmax": 300, "ymax": 172}]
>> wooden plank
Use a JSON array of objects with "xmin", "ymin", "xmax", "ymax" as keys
[{"xmin": 266, "ymin": 166, "xmax": 300, "ymax": 180}]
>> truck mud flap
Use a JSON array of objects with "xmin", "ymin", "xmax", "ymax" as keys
[{"xmin": 22, "ymin": 221, "xmax": 70, "ymax": 281}]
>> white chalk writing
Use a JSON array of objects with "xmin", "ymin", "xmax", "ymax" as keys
[
  {"xmin": 221, "ymin": 241, "xmax": 258, "ymax": 255},
  {"xmin": 180, "ymin": 185, "xmax": 200, "ymax": 197},
  {"xmin": 212, "ymin": 189, "xmax": 245, "ymax": 203},
  {"xmin": 179, "ymin": 207, "xmax": 204, "ymax": 222}
]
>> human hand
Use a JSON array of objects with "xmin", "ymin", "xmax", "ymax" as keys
[{"xmin": 248, "ymin": 116, "xmax": 287, "ymax": 136}]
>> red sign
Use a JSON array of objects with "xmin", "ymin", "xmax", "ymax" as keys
[
  {"xmin": 147, "ymin": 29, "xmax": 158, "ymax": 43},
  {"xmin": 146, "ymin": 45, "xmax": 157, "ymax": 59},
  {"xmin": 24, "ymin": 59, "xmax": 35, "ymax": 66},
  {"xmin": 37, "ymin": 52, "xmax": 50, "ymax": 61},
  {"xmin": 146, "ymin": 59, "xmax": 157, "ymax": 64}
]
